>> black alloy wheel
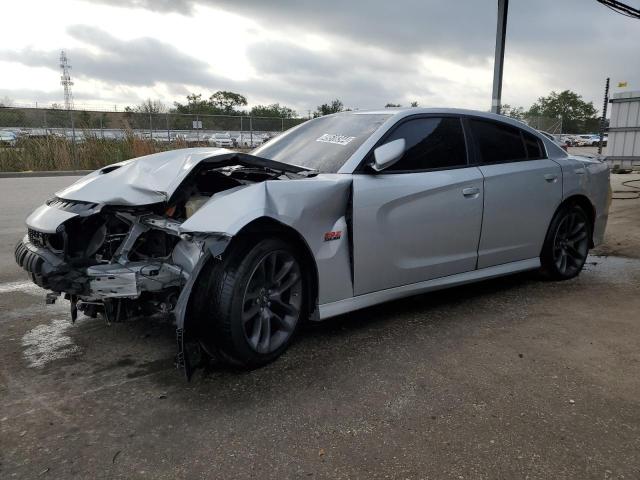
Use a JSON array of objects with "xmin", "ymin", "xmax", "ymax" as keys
[
  {"xmin": 541, "ymin": 204, "xmax": 591, "ymax": 280},
  {"xmin": 241, "ymin": 250, "xmax": 303, "ymax": 354}
]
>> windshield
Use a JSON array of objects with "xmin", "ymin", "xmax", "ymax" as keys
[{"xmin": 252, "ymin": 113, "xmax": 391, "ymax": 173}]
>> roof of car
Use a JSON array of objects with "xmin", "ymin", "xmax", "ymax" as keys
[{"xmin": 343, "ymin": 107, "xmax": 537, "ymax": 131}]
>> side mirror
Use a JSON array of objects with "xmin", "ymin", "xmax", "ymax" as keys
[{"xmin": 372, "ymin": 138, "xmax": 405, "ymax": 172}]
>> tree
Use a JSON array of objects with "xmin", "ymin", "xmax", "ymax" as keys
[
  {"xmin": 0, "ymin": 96, "xmax": 13, "ymax": 107},
  {"xmin": 501, "ymin": 104, "xmax": 525, "ymax": 120},
  {"xmin": 410, "ymin": 101, "xmax": 419, "ymax": 107},
  {"xmin": 173, "ymin": 93, "xmax": 213, "ymax": 114},
  {"xmin": 314, "ymin": 99, "xmax": 344, "ymax": 117},
  {"xmin": 78, "ymin": 110, "xmax": 92, "ymax": 128},
  {"xmin": 527, "ymin": 90, "xmax": 598, "ymax": 133},
  {"xmin": 135, "ymin": 99, "xmax": 166, "ymax": 114},
  {"xmin": 209, "ymin": 91, "xmax": 248, "ymax": 114},
  {"xmin": 172, "ymin": 91, "xmax": 249, "ymax": 116},
  {"xmin": 250, "ymin": 103, "xmax": 296, "ymax": 118},
  {"xmin": 385, "ymin": 103, "xmax": 401, "ymax": 108}
]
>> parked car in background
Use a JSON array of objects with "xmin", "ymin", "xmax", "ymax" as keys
[
  {"xmin": 0, "ymin": 130, "xmax": 17, "ymax": 147},
  {"xmin": 65, "ymin": 131, "xmax": 86, "ymax": 143},
  {"xmin": 585, "ymin": 134, "xmax": 607, "ymax": 147},
  {"xmin": 559, "ymin": 135, "xmax": 578, "ymax": 147},
  {"xmin": 16, "ymin": 108, "xmax": 610, "ymax": 377},
  {"xmin": 575, "ymin": 135, "xmax": 599, "ymax": 147},
  {"xmin": 538, "ymin": 131, "xmax": 568, "ymax": 151},
  {"xmin": 209, "ymin": 132, "xmax": 233, "ymax": 147},
  {"xmin": 237, "ymin": 135, "xmax": 264, "ymax": 148}
]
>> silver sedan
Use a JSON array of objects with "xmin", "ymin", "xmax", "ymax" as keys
[{"xmin": 16, "ymin": 108, "xmax": 610, "ymax": 376}]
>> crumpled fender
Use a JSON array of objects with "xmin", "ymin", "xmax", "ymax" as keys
[{"xmin": 181, "ymin": 175, "xmax": 354, "ymax": 305}]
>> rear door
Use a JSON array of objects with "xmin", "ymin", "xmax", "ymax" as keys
[
  {"xmin": 352, "ymin": 116, "xmax": 484, "ymax": 295},
  {"xmin": 467, "ymin": 118, "xmax": 562, "ymax": 268}
]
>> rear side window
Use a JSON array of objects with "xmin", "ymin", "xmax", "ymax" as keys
[
  {"xmin": 522, "ymin": 131, "xmax": 545, "ymax": 159},
  {"xmin": 470, "ymin": 119, "xmax": 526, "ymax": 163},
  {"xmin": 384, "ymin": 117, "xmax": 467, "ymax": 171}
]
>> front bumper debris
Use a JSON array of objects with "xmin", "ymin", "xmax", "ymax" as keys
[{"xmin": 15, "ymin": 236, "xmax": 87, "ymax": 294}]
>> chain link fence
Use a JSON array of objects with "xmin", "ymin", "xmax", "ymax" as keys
[
  {"xmin": 0, "ymin": 107, "xmax": 308, "ymax": 171},
  {"xmin": 523, "ymin": 116, "xmax": 563, "ymax": 134},
  {"xmin": 0, "ymin": 107, "xmax": 307, "ymax": 145}
]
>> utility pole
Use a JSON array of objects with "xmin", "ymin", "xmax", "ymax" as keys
[
  {"xmin": 491, "ymin": 0, "xmax": 509, "ymax": 114},
  {"xmin": 59, "ymin": 51, "xmax": 74, "ymax": 111},
  {"xmin": 60, "ymin": 50, "xmax": 76, "ymax": 147}
]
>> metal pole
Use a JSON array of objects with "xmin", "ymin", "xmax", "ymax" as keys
[
  {"xmin": 491, "ymin": 0, "xmax": 509, "ymax": 114},
  {"xmin": 240, "ymin": 116, "xmax": 243, "ymax": 146},
  {"xmin": 166, "ymin": 113, "xmax": 170, "ymax": 142},
  {"xmin": 70, "ymin": 109, "xmax": 76, "ymax": 144},
  {"xmin": 250, "ymin": 116, "xmax": 253, "ymax": 147},
  {"xmin": 281, "ymin": 117, "xmax": 284, "ymax": 132},
  {"xmin": 598, "ymin": 77, "xmax": 610, "ymax": 155}
]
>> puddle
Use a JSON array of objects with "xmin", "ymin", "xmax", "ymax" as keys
[{"xmin": 21, "ymin": 318, "xmax": 81, "ymax": 368}]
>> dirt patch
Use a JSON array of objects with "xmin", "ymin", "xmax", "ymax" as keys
[{"xmin": 592, "ymin": 173, "xmax": 640, "ymax": 258}]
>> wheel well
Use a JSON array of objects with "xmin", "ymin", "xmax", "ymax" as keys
[
  {"xmin": 233, "ymin": 217, "xmax": 319, "ymax": 318},
  {"xmin": 560, "ymin": 195, "xmax": 596, "ymax": 247}
]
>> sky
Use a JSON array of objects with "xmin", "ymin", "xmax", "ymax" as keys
[{"xmin": 0, "ymin": 0, "xmax": 638, "ymax": 115}]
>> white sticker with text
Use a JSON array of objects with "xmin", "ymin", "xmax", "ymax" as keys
[{"xmin": 316, "ymin": 133, "xmax": 356, "ymax": 146}]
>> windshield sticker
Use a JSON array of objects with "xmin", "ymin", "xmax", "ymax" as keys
[{"xmin": 316, "ymin": 133, "xmax": 356, "ymax": 146}]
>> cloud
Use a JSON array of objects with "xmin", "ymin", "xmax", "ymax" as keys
[
  {"xmin": 243, "ymin": 39, "xmax": 441, "ymax": 110},
  {"xmin": 4, "ymin": 0, "xmax": 640, "ymax": 112},
  {"xmin": 83, "ymin": 0, "xmax": 496, "ymax": 59},
  {"xmin": 78, "ymin": 0, "xmax": 640, "ymax": 109},
  {"xmin": 0, "ymin": 25, "xmax": 224, "ymax": 88},
  {"xmin": 82, "ymin": 0, "xmax": 193, "ymax": 14},
  {"xmin": 0, "ymin": 25, "xmax": 442, "ymax": 112}
]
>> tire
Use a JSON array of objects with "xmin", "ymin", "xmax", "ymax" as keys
[
  {"xmin": 198, "ymin": 237, "xmax": 306, "ymax": 368},
  {"xmin": 540, "ymin": 203, "xmax": 591, "ymax": 280}
]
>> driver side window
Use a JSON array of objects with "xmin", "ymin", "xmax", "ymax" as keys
[{"xmin": 384, "ymin": 117, "xmax": 468, "ymax": 172}]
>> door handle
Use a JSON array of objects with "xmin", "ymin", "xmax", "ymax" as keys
[
  {"xmin": 462, "ymin": 187, "xmax": 480, "ymax": 197},
  {"xmin": 544, "ymin": 174, "xmax": 558, "ymax": 183},
  {"xmin": 574, "ymin": 168, "xmax": 586, "ymax": 175}
]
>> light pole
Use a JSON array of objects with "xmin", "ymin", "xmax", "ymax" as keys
[{"xmin": 491, "ymin": 0, "xmax": 509, "ymax": 114}]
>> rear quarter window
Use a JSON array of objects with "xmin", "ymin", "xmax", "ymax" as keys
[{"xmin": 470, "ymin": 119, "xmax": 527, "ymax": 164}]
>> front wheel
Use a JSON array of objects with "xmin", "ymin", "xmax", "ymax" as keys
[
  {"xmin": 540, "ymin": 204, "xmax": 591, "ymax": 280},
  {"xmin": 202, "ymin": 237, "xmax": 306, "ymax": 368}
]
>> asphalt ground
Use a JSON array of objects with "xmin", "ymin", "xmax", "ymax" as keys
[{"xmin": 1, "ymin": 173, "xmax": 639, "ymax": 479}]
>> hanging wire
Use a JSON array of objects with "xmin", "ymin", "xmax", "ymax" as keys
[{"xmin": 596, "ymin": 0, "xmax": 640, "ymax": 19}]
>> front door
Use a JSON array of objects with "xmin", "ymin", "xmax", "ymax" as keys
[{"xmin": 351, "ymin": 116, "xmax": 484, "ymax": 295}]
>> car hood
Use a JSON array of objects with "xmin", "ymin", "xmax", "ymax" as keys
[{"xmin": 55, "ymin": 147, "xmax": 309, "ymax": 206}]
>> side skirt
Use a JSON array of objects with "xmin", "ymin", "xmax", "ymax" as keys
[{"xmin": 318, "ymin": 258, "xmax": 540, "ymax": 320}]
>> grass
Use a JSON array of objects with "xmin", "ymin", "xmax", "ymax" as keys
[{"xmin": 0, "ymin": 134, "xmax": 193, "ymax": 172}]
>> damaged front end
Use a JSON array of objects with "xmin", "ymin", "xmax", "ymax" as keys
[{"xmin": 15, "ymin": 149, "xmax": 312, "ymax": 378}]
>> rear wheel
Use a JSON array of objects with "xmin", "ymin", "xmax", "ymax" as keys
[
  {"xmin": 202, "ymin": 237, "xmax": 306, "ymax": 368},
  {"xmin": 540, "ymin": 204, "xmax": 591, "ymax": 280}
]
